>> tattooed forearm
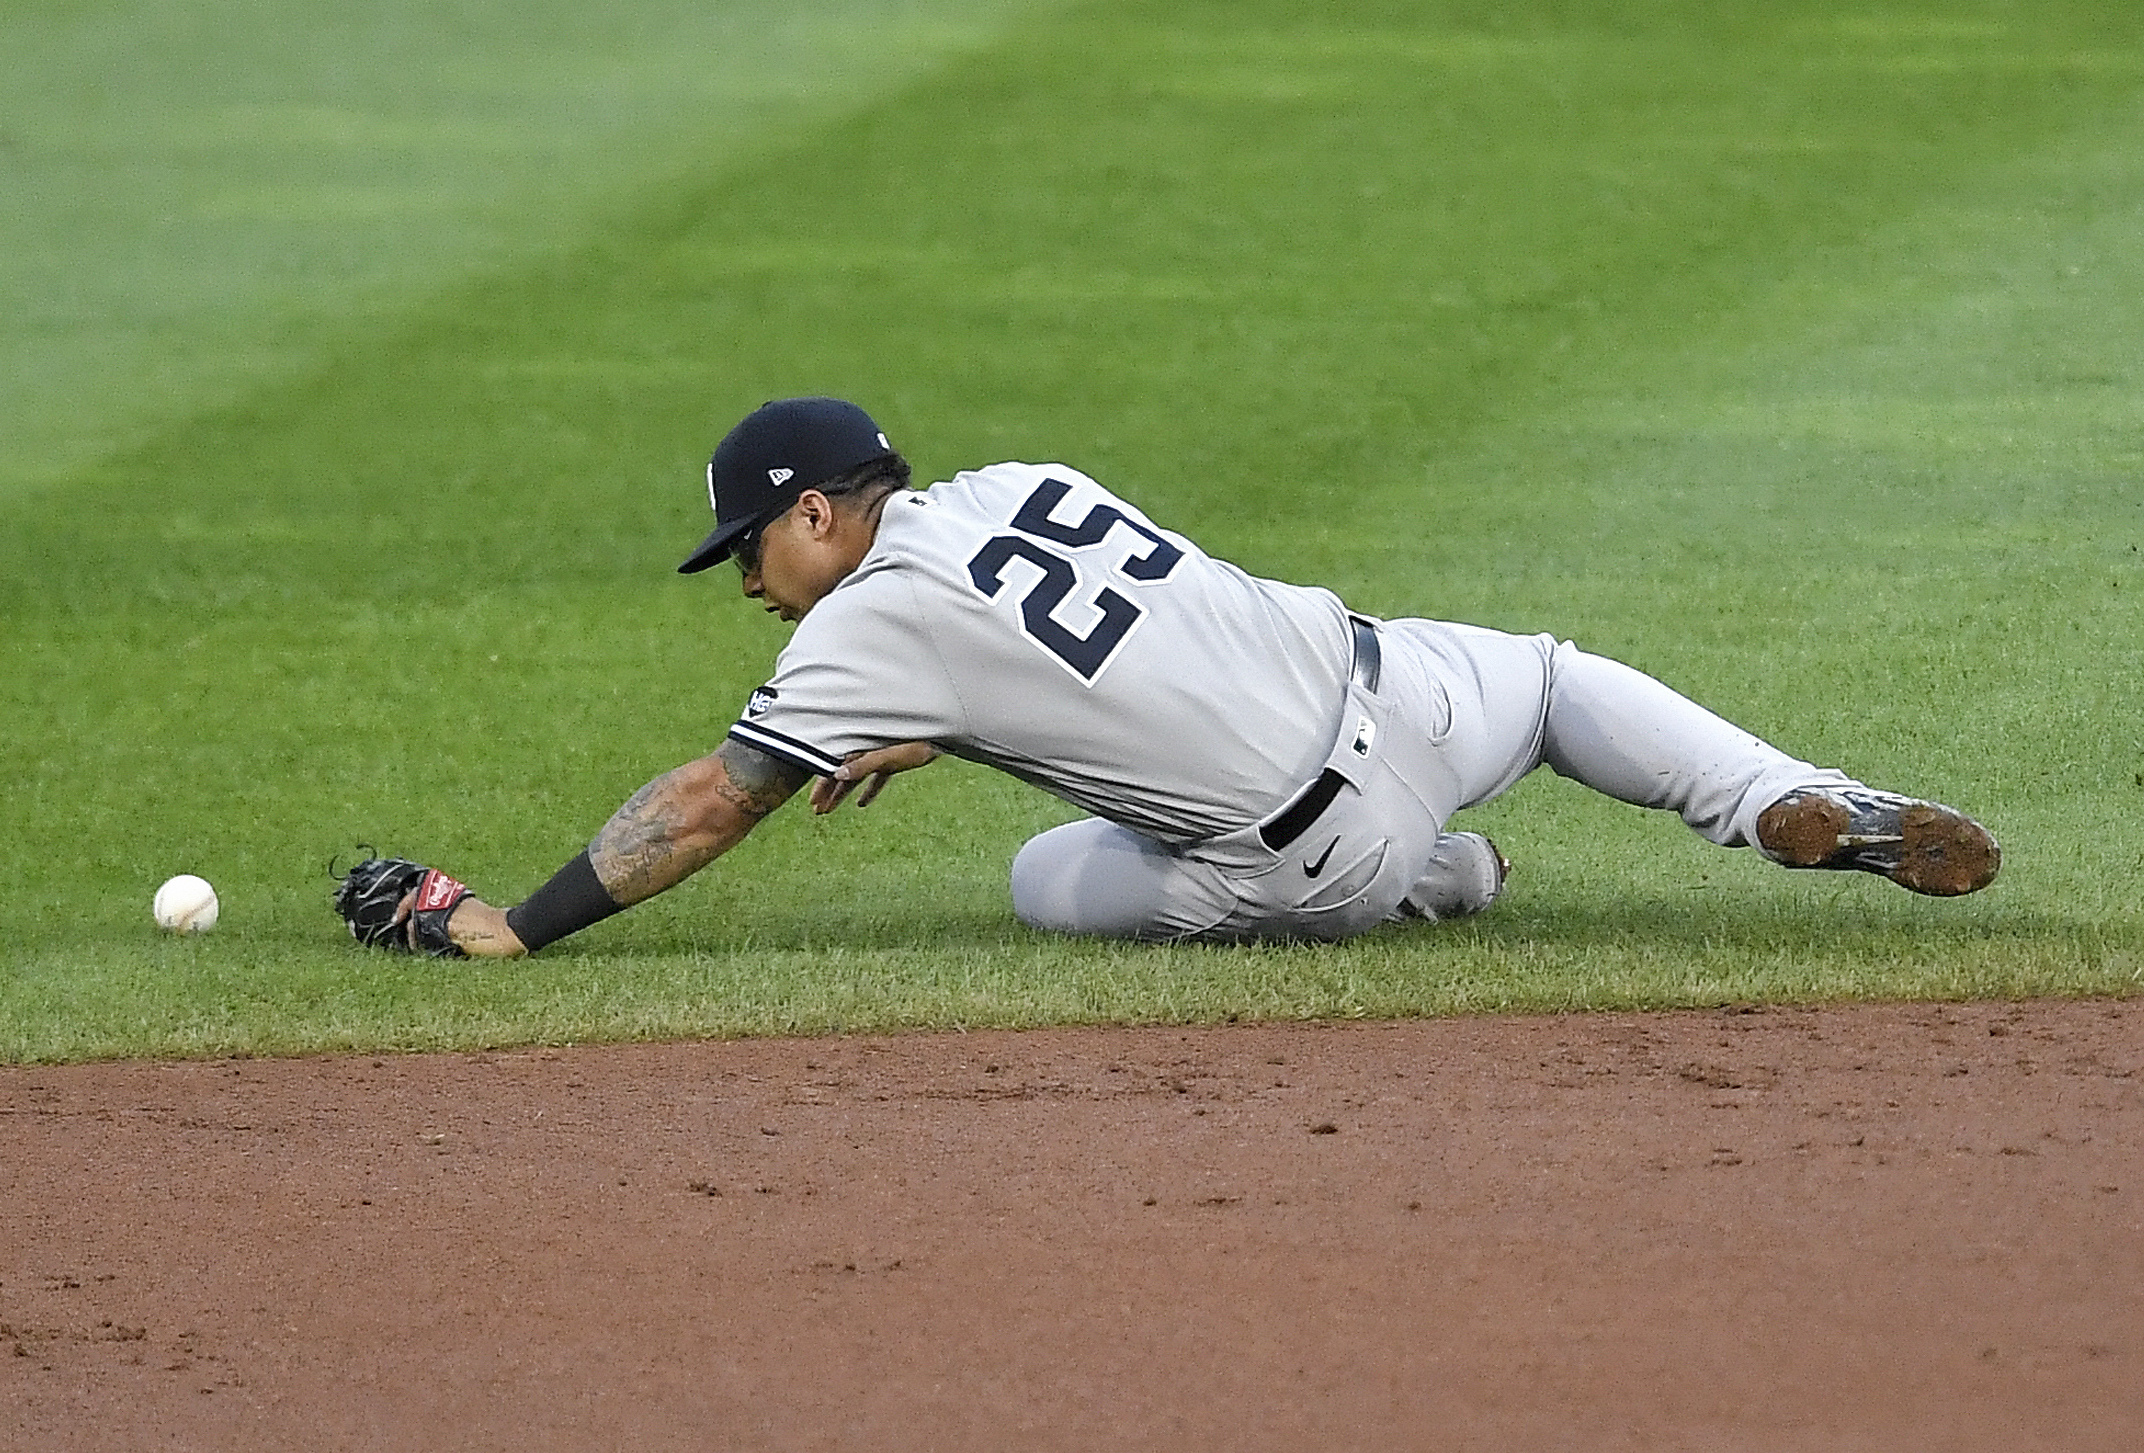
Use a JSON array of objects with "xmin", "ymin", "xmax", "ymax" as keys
[
  {"xmin": 714, "ymin": 738, "xmax": 813, "ymax": 817},
  {"xmin": 589, "ymin": 774, "xmax": 710, "ymax": 905},
  {"xmin": 586, "ymin": 744, "xmax": 808, "ymax": 906}
]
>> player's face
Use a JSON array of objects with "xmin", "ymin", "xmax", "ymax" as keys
[{"xmin": 738, "ymin": 494, "xmax": 862, "ymax": 623}]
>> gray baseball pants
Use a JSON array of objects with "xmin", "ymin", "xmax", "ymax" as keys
[{"xmin": 1010, "ymin": 619, "xmax": 1852, "ymax": 942}]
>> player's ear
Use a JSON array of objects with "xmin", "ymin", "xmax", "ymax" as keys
[{"xmin": 795, "ymin": 488, "xmax": 837, "ymax": 539}]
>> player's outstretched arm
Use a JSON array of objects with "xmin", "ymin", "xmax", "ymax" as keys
[
  {"xmin": 447, "ymin": 739, "xmax": 811, "ymax": 957},
  {"xmin": 592, "ymin": 738, "xmax": 811, "ymax": 902}
]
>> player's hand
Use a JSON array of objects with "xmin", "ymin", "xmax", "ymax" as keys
[
  {"xmin": 811, "ymin": 742, "xmax": 942, "ymax": 814},
  {"xmin": 377, "ymin": 889, "xmax": 528, "ymax": 958}
]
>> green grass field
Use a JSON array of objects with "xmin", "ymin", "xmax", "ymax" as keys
[{"xmin": 4, "ymin": 0, "xmax": 2140, "ymax": 1063}]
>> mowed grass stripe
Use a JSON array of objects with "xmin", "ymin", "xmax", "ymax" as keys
[
  {"xmin": 2, "ymin": 0, "xmax": 2139, "ymax": 1061},
  {"xmin": 0, "ymin": 0, "xmax": 1064, "ymax": 495}
]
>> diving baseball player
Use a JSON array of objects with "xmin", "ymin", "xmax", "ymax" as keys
[{"xmin": 333, "ymin": 397, "xmax": 1999, "ymax": 956}]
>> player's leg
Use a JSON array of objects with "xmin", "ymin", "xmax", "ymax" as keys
[
  {"xmin": 1012, "ymin": 798, "xmax": 1452, "ymax": 942},
  {"xmin": 1382, "ymin": 619, "xmax": 1838, "ymax": 839},
  {"xmin": 1364, "ymin": 620, "xmax": 1552, "ymax": 921},
  {"xmin": 1537, "ymin": 643, "xmax": 1847, "ymax": 849},
  {"xmin": 1538, "ymin": 642, "xmax": 1998, "ymax": 894},
  {"xmin": 1010, "ymin": 818, "xmax": 1236, "ymax": 940},
  {"xmin": 1378, "ymin": 620, "xmax": 1996, "ymax": 896}
]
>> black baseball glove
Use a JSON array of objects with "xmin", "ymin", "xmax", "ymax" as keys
[{"xmin": 332, "ymin": 853, "xmax": 472, "ymax": 958}]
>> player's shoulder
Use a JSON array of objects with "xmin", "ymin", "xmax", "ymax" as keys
[
  {"xmin": 868, "ymin": 460, "xmax": 1181, "ymax": 577},
  {"xmin": 920, "ymin": 460, "xmax": 1161, "ymax": 525},
  {"xmin": 778, "ymin": 551, "xmax": 919, "ymax": 667},
  {"xmin": 925, "ymin": 460, "xmax": 1100, "ymax": 503}
]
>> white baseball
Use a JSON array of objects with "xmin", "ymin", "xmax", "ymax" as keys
[{"xmin": 153, "ymin": 874, "xmax": 220, "ymax": 934}]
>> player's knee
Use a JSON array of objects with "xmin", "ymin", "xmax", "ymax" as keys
[
  {"xmin": 1009, "ymin": 824, "xmax": 1100, "ymax": 935},
  {"xmin": 1010, "ymin": 819, "xmax": 1183, "ymax": 940},
  {"xmin": 1009, "ymin": 835, "xmax": 1060, "ymax": 932}
]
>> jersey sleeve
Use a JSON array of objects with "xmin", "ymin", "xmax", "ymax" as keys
[{"xmin": 724, "ymin": 568, "xmax": 967, "ymax": 776}]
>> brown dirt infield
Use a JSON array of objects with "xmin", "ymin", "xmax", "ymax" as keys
[{"xmin": 4, "ymin": 999, "xmax": 2139, "ymax": 1451}]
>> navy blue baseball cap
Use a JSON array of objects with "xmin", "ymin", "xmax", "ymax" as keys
[{"xmin": 678, "ymin": 397, "xmax": 897, "ymax": 573}]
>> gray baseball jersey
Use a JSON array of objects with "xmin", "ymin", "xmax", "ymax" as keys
[{"xmin": 726, "ymin": 462, "xmax": 1355, "ymax": 843}]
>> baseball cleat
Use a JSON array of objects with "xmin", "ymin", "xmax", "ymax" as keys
[
  {"xmin": 1756, "ymin": 788, "xmax": 1999, "ymax": 897},
  {"xmin": 1391, "ymin": 831, "xmax": 1509, "ymax": 922}
]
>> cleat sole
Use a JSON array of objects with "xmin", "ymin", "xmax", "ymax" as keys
[
  {"xmin": 1757, "ymin": 791, "xmax": 2000, "ymax": 897},
  {"xmin": 1892, "ymin": 802, "xmax": 2001, "ymax": 897}
]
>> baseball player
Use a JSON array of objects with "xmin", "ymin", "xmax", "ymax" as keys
[{"xmin": 335, "ymin": 397, "xmax": 1999, "ymax": 957}]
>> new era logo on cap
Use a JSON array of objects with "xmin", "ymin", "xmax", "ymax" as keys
[{"xmin": 768, "ymin": 468, "xmax": 794, "ymax": 486}]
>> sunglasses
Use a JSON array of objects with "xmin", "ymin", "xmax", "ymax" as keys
[{"xmin": 733, "ymin": 518, "xmax": 771, "ymax": 575}]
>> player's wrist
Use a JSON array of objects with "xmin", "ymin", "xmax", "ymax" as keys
[
  {"xmin": 447, "ymin": 898, "xmax": 530, "ymax": 958},
  {"xmin": 504, "ymin": 850, "xmax": 624, "ymax": 952}
]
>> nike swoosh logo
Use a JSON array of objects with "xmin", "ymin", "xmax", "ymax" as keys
[{"xmin": 1304, "ymin": 836, "xmax": 1340, "ymax": 879}]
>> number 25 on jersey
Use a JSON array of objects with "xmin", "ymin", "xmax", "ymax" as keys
[{"xmin": 965, "ymin": 478, "xmax": 1184, "ymax": 683}]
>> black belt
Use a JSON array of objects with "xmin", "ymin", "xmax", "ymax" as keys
[{"xmin": 1259, "ymin": 618, "xmax": 1381, "ymax": 851}]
